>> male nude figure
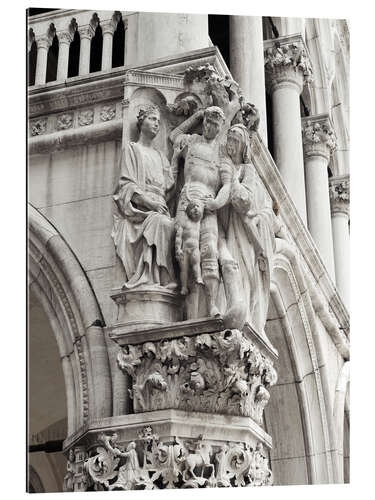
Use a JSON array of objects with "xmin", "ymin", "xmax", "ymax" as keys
[{"xmin": 170, "ymin": 106, "xmax": 225, "ymax": 317}]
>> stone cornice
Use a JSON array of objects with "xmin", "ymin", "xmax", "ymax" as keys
[
  {"xmin": 329, "ymin": 174, "xmax": 350, "ymax": 216},
  {"xmin": 302, "ymin": 114, "xmax": 337, "ymax": 161},
  {"xmin": 264, "ymin": 34, "xmax": 313, "ymax": 94}
]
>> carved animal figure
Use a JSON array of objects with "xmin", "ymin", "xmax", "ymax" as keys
[{"xmin": 183, "ymin": 439, "xmax": 214, "ymax": 482}]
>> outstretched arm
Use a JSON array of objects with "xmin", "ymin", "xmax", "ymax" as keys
[{"xmin": 169, "ymin": 109, "xmax": 204, "ymax": 144}]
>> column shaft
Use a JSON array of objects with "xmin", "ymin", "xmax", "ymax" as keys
[
  {"xmin": 305, "ymin": 155, "xmax": 335, "ymax": 278},
  {"xmin": 35, "ymin": 38, "xmax": 49, "ymax": 85},
  {"xmin": 229, "ymin": 16, "xmax": 267, "ymax": 144},
  {"xmin": 332, "ymin": 213, "xmax": 350, "ymax": 308},
  {"xmin": 101, "ymin": 31, "xmax": 114, "ymax": 71},
  {"xmin": 78, "ymin": 30, "xmax": 93, "ymax": 76},
  {"xmin": 56, "ymin": 37, "xmax": 71, "ymax": 81},
  {"xmin": 272, "ymin": 83, "xmax": 307, "ymax": 222}
]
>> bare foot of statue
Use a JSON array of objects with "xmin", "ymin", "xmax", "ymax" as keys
[
  {"xmin": 209, "ymin": 305, "xmax": 221, "ymax": 318},
  {"xmin": 165, "ymin": 281, "xmax": 179, "ymax": 290}
]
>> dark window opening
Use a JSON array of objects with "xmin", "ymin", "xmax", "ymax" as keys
[
  {"xmin": 112, "ymin": 18, "xmax": 125, "ymax": 68},
  {"xmin": 208, "ymin": 15, "xmax": 230, "ymax": 69},
  {"xmin": 300, "ymin": 96, "xmax": 310, "ymax": 117},
  {"xmin": 28, "ymin": 41, "xmax": 37, "ymax": 86},
  {"xmin": 68, "ymin": 30, "xmax": 80, "ymax": 78},
  {"xmin": 266, "ymin": 92, "xmax": 274, "ymax": 160},
  {"xmin": 46, "ymin": 34, "xmax": 59, "ymax": 83},
  {"xmin": 90, "ymin": 25, "xmax": 103, "ymax": 73}
]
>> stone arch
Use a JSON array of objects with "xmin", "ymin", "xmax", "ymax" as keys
[
  {"xmin": 28, "ymin": 465, "xmax": 45, "ymax": 493},
  {"xmin": 264, "ymin": 239, "xmax": 339, "ymax": 484},
  {"xmin": 28, "ymin": 204, "xmax": 112, "ymax": 437}
]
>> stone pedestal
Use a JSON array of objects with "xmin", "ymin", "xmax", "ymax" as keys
[
  {"xmin": 264, "ymin": 34, "xmax": 313, "ymax": 224},
  {"xmin": 63, "ymin": 319, "xmax": 278, "ymax": 491}
]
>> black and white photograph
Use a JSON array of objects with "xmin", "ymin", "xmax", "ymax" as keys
[{"xmin": 24, "ymin": 2, "xmax": 353, "ymax": 495}]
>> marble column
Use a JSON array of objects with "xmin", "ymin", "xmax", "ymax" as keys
[
  {"xmin": 35, "ymin": 36, "xmax": 51, "ymax": 85},
  {"xmin": 56, "ymin": 31, "xmax": 72, "ymax": 81},
  {"xmin": 101, "ymin": 20, "xmax": 116, "ymax": 71},
  {"xmin": 329, "ymin": 175, "xmax": 350, "ymax": 309},
  {"xmin": 229, "ymin": 16, "xmax": 268, "ymax": 144},
  {"xmin": 78, "ymin": 26, "xmax": 95, "ymax": 76},
  {"xmin": 302, "ymin": 114, "xmax": 336, "ymax": 279},
  {"xmin": 264, "ymin": 34, "xmax": 313, "ymax": 224}
]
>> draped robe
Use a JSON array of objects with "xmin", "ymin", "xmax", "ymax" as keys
[{"xmin": 112, "ymin": 141, "xmax": 176, "ymax": 288}]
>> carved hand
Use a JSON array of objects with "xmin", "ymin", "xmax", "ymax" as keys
[{"xmin": 205, "ymin": 198, "xmax": 219, "ymax": 212}]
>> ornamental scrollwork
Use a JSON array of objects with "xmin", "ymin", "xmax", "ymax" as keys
[
  {"xmin": 117, "ymin": 329, "xmax": 277, "ymax": 423},
  {"xmin": 77, "ymin": 429, "xmax": 273, "ymax": 490}
]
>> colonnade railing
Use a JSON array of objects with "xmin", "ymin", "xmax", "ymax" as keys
[{"xmin": 28, "ymin": 9, "xmax": 128, "ymax": 85}]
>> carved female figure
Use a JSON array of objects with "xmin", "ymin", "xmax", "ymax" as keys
[
  {"xmin": 219, "ymin": 124, "xmax": 276, "ymax": 336},
  {"xmin": 112, "ymin": 105, "xmax": 177, "ymax": 289}
]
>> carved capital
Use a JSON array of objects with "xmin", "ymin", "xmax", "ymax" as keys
[
  {"xmin": 63, "ymin": 446, "xmax": 91, "ymax": 492},
  {"xmin": 35, "ymin": 35, "xmax": 52, "ymax": 51},
  {"xmin": 78, "ymin": 25, "xmax": 95, "ymax": 40},
  {"xmin": 78, "ymin": 429, "xmax": 273, "ymax": 490},
  {"xmin": 117, "ymin": 328, "xmax": 277, "ymax": 424},
  {"xmin": 264, "ymin": 34, "xmax": 313, "ymax": 94},
  {"xmin": 101, "ymin": 19, "xmax": 117, "ymax": 36},
  {"xmin": 302, "ymin": 114, "xmax": 337, "ymax": 161},
  {"xmin": 57, "ymin": 30, "xmax": 73, "ymax": 45},
  {"xmin": 329, "ymin": 175, "xmax": 350, "ymax": 216}
]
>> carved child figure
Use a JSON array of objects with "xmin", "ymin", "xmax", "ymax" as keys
[{"xmin": 175, "ymin": 199, "xmax": 205, "ymax": 295}]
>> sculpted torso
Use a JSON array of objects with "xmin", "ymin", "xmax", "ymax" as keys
[{"xmin": 183, "ymin": 138, "xmax": 220, "ymax": 198}]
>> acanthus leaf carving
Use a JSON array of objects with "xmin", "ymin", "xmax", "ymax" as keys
[{"xmin": 117, "ymin": 329, "xmax": 277, "ymax": 423}]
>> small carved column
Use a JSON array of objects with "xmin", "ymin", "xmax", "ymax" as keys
[
  {"xmin": 101, "ymin": 16, "xmax": 120, "ymax": 71},
  {"xmin": 34, "ymin": 36, "xmax": 51, "ymax": 85},
  {"xmin": 78, "ymin": 26, "xmax": 95, "ymax": 76},
  {"xmin": 264, "ymin": 34, "xmax": 313, "ymax": 224},
  {"xmin": 229, "ymin": 16, "xmax": 268, "ymax": 144},
  {"xmin": 330, "ymin": 175, "xmax": 350, "ymax": 309},
  {"xmin": 56, "ymin": 31, "xmax": 72, "ymax": 81},
  {"xmin": 302, "ymin": 114, "xmax": 336, "ymax": 280}
]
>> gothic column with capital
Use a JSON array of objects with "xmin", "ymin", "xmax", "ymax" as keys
[
  {"xmin": 229, "ymin": 16, "xmax": 268, "ymax": 144},
  {"xmin": 78, "ymin": 26, "xmax": 95, "ymax": 76},
  {"xmin": 101, "ymin": 20, "xmax": 117, "ymax": 71},
  {"xmin": 264, "ymin": 35, "xmax": 313, "ymax": 224},
  {"xmin": 302, "ymin": 114, "xmax": 337, "ymax": 279},
  {"xmin": 56, "ymin": 31, "xmax": 73, "ymax": 80},
  {"xmin": 35, "ymin": 36, "xmax": 51, "ymax": 85},
  {"xmin": 330, "ymin": 175, "xmax": 350, "ymax": 309}
]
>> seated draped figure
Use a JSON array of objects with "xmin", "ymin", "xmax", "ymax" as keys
[{"xmin": 112, "ymin": 104, "xmax": 178, "ymax": 290}]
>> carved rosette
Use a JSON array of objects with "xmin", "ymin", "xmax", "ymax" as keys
[
  {"xmin": 302, "ymin": 115, "xmax": 337, "ymax": 161},
  {"xmin": 117, "ymin": 329, "xmax": 277, "ymax": 424},
  {"xmin": 64, "ymin": 428, "xmax": 273, "ymax": 491},
  {"xmin": 56, "ymin": 113, "xmax": 73, "ymax": 130},
  {"xmin": 100, "ymin": 105, "xmax": 116, "ymax": 121},
  {"xmin": 264, "ymin": 36, "xmax": 313, "ymax": 94},
  {"xmin": 78, "ymin": 109, "xmax": 94, "ymax": 126},
  {"xmin": 30, "ymin": 117, "xmax": 47, "ymax": 136},
  {"xmin": 329, "ymin": 175, "xmax": 350, "ymax": 216}
]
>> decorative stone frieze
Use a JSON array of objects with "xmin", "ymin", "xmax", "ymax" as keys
[
  {"xmin": 100, "ymin": 105, "xmax": 116, "ymax": 121},
  {"xmin": 78, "ymin": 109, "xmax": 94, "ymax": 126},
  {"xmin": 64, "ymin": 428, "xmax": 272, "ymax": 491},
  {"xmin": 329, "ymin": 175, "xmax": 350, "ymax": 216},
  {"xmin": 302, "ymin": 115, "xmax": 337, "ymax": 161},
  {"xmin": 30, "ymin": 117, "xmax": 47, "ymax": 136},
  {"xmin": 117, "ymin": 328, "xmax": 277, "ymax": 424},
  {"xmin": 264, "ymin": 34, "xmax": 313, "ymax": 93},
  {"xmin": 56, "ymin": 113, "xmax": 73, "ymax": 130}
]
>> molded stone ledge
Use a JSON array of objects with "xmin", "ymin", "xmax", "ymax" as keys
[{"xmin": 63, "ymin": 409, "xmax": 272, "ymax": 451}]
